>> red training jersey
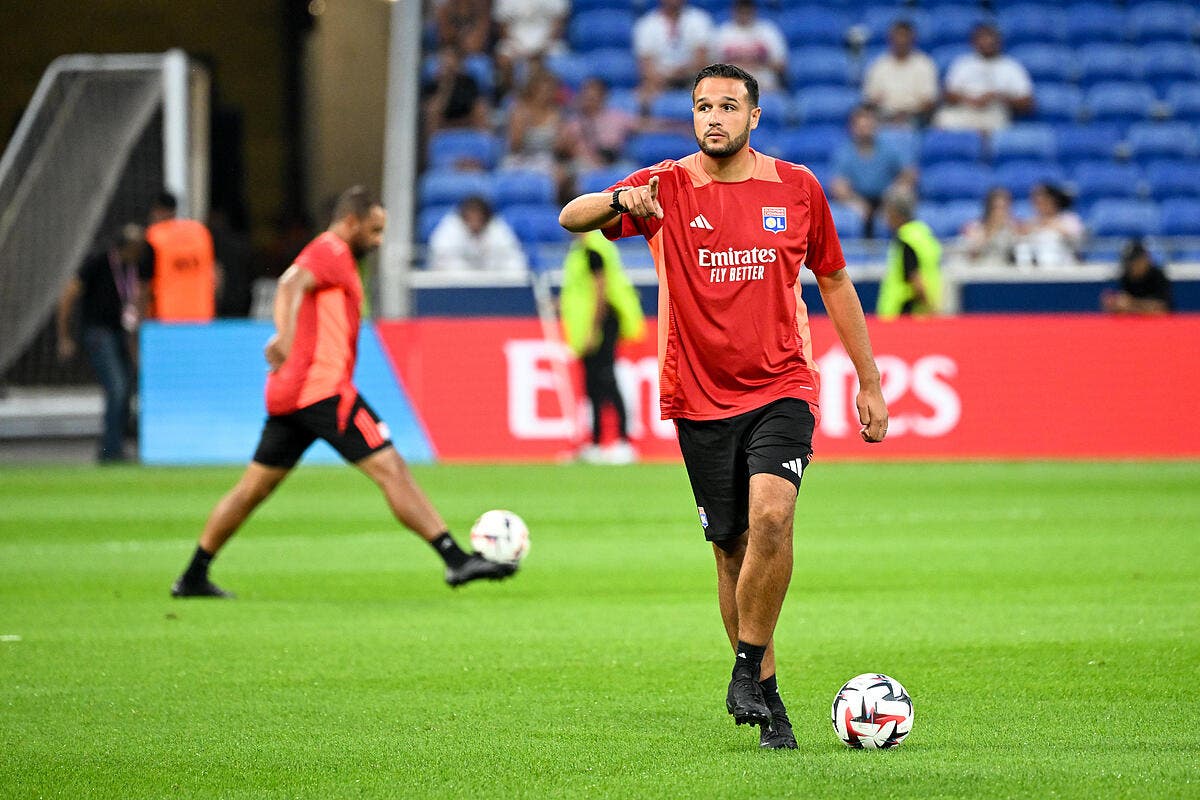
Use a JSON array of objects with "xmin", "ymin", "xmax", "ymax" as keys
[
  {"xmin": 605, "ymin": 149, "xmax": 846, "ymax": 422},
  {"xmin": 265, "ymin": 232, "xmax": 363, "ymax": 417}
]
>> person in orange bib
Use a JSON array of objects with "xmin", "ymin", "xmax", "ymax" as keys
[{"xmin": 144, "ymin": 192, "xmax": 218, "ymax": 322}]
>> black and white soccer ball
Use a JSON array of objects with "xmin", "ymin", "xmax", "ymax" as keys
[
  {"xmin": 469, "ymin": 509, "xmax": 530, "ymax": 564},
  {"xmin": 831, "ymin": 673, "xmax": 914, "ymax": 749}
]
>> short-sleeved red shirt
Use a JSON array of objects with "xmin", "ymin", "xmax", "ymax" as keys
[
  {"xmin": 265, "ymin": 232, "xmax": 363, "ymax": 417},
  {"xmin": 605, "ymin": 149, "xmax": 846, "ymax": 422}
]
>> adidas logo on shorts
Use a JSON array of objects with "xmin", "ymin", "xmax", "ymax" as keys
[{"xmin": 781, "ymin": 458, "xmax": 804, "ymax": 475}]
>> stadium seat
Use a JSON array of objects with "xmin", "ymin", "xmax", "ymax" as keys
[
  {"xmin": 501, "ymin": 203, "xmax": 570, "ymax": 244},
  {"xmin": 1160, "ymin": 198, "xmax": 1200, "ymax": 235},
  {"xmin": 649, "ymin": 90, "xmax": 695, "ymax": 124},
  {"xmin": 919, "ymin": 162, "xmax": 994, "ymax": 202},
  {"xmin": 919, "ymin": 199, "xmax": 981, "ymax": 239},
  {"xmin": 1076, "ymin": 45, "xmax": 1145, "ymax": 86},
  {"xmin": 1064, "ymin": 2, "xmax": 1128, "ymax": 45},
  {"xmin": 755, "ymin": 93, "xmax": 794, "ymax": 130},
  {"xmin": 427, "ymin": 130, "xmax": 502, "ymax": 171},
  {"xmin": 417, "ymin": 205, "xmax": 454, "ymax": 243},
  {"xmin": 795, "ymin": 86, "xmax": 859, "ymax": 124},
  {"xmin": 577, "ymin": 166, "xmax": 633, "ymax": 196},
  {"xmin": 578, "ymin": 49, "xmax": 641, "ymax": 90},
  {"xmin": 1165, "ymin": 82, "xmax": 1200, "ymax": 121},
  {"xmin": 626, "ymin": 132, "xmax": 695, "ymax": 166},
  {"xmin": 1084, "ymin": 82, "xmax": 1158, "ymax": 122},
  {"xmin": 544, "ymin": 53, "xmax": 591, "ymax": 91},
  {"xmin": 993, "ymin": 160, "xmax": 1066, "ymax": 197},
  {"xmin": 1126, "ymin": 122, "xmax": 1200, "ymax": 160},
  {"xmin": 1008, "ymin": 44, "xmax": 1078, "ymax": 84},
  {"xmin": 1034, "ymin": 84, "xmax": 1085, "ymax": 123},
  {"xmin": 1087, "ymin": 199, "xmax": 1162, "ymax": 237},
  {"xmin": 775, "ymin": 7, "xmax": 852, "ymax": 48},
  {"xmin": 786, "ymin": 47, "xmax": 854, "ymax": 88},
  {"xmin": 1145, "ymin": 159, "xmax": 1200, "ymax": 199},
  {"xmin": 1127, "ymin": 2, "xmax": 1198, "ymax": 43},
  {"xmin": 568, "ymin": 9, "xmax": 635, "ymax": 52},
  {"xmin": 922, "ymin": 5, "xmax": 993, "ymax": 49},
  {"xmin": 1071, "ymin": 161, "xmax": 1146, "ymax": 202},
  {"xmin": 861, "ymin": 7, "xmax": 932, "ymax": 46},
  {"xmin": 919, "ymin": 129, "xmax": 984, "ymax": 165},
  {"xmin": 1054, "ymin": 124, "xmax": 1124, "ymax": 164},
  {"xmin": 877, "ymin": 126, "xmax": 920, "ymax": 163},
  {"xmin": 828, "ymin": 202, "xmax": 865, "ymax": 238},
  {"xmin": 1140, "ymin": 43, "xmax": 1200, "ymax": 92},
  {"xmin": 998, "ymin": 4, "xmax": 1067, "ymax": 45},
  {"xmin": 930, "ymin": 44, "xmax": 972, "ymax": 75},
  {"xmin": 419, "ymin": 170, "xmax": 494, "ymax": 207},
  {"xmin": 764, "ymin": 126, "xmax": 845, "ymax": 165},
  {"xmin": 991, "ymin": 124, "xmax": 1057, "ymax": 164},
  {"xmin": 493, "ymin": 169, "xmax": 556, "ymax": 208}
]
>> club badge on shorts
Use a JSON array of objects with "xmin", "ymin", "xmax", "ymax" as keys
[
  {"xmin": 697, "ymin": 506, "xmax": 709, "ymax": 529},
  {"xmin": 762, "ymin": 206, "xmax": 787, "ymax": 234}
]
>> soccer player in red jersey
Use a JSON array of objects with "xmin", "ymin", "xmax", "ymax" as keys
[
  {"xmin": 171, "ymin": 186, "xmax": 515, "ymax": 597},
  {"xmin": 560, "ymin": 64, "xmax": 888, "ymax": 749}
]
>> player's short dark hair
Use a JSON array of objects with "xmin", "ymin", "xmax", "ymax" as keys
[
  {"xmin": 693, "ymin": 63, "xmax": 759, "ymax": 108},
  {"xmin": 331, "ymin": 185, "xmax": 380, "ymax": 221},
  {"xmin": 154, "ymin": 191, "xmax": 177, "ymax": 212}
]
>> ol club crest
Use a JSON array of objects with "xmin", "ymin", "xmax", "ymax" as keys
[{"xmin": 762, "ymin": 206, "xmax": 787, "ymax": 234}]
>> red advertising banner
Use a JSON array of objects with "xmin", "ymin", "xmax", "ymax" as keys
[{"xmin": 376, "ymin": 315, "xmax": 1200, "ymax": 461}]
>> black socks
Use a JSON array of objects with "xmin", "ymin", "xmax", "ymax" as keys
[
  {"xmin": 430, "ymin": 532, "xmax": 470, "ymax": 569},
  {"xmin": 182, "ymin": 545, "xmax": 214, "ymax": 584},
  {"xmin": 734, "ymin": 640, "xmax": 767, "ymax": 677}
]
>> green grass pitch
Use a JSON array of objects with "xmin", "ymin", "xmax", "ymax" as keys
[{"xmin": 1, "ymin": 461, "xmax": 1198, "ymax": 799}]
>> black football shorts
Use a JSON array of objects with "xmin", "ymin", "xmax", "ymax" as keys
[
  {"xmin": 674, "ymin": 398, "xmax": 815, "ymax": 546},
  {"xmin": 252, "ymin": 393, "xmax": 392, "ymax": 469}
]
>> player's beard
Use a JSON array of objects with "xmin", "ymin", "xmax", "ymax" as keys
[{"xmin": 697, "ymin": 121, "xmax": 752, "ymax": 158}]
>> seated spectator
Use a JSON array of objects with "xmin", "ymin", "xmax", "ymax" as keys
[
  {"xmin": 494, "ymin": 0, "xmax": 569, "ymax": 97},
  {"xmin": 433, "ymin": 0, "xmax": 493, "ymax": 56},
  {"xmin": 560, "ymin": 78, "xmax": 641, "ymax": 172},
  {"xmin": 634, "ymin": 0, "xmax": 714, "ymax": 106},
  {"xmin": 960, "ymin": 187, "xmax": 1020, "ymax": 266},
  {"xmin": 830, "ymin": 106, "xmax": 917, "ymax": 238},
  {"xmin": 1101, "ymin": 239, "xmax": 1173, "ymax": 314},
  {"xmin": 502, "ymin": 66, "xmax": 570, "ymax": 195},
  {"xmin": 1014, "ymin": 183, "xmax": 1084, "ymax": 269},
  {"xmin": 863, "ymin": 20, "xmax": 939, "ymax": 126},
  {"xmin": 934, "ymin": 23, "xmax": 1033, "ymax": 133},
  {"xmin": 710, "ymin": 0, "xmax": 788, "ymax": 93},
  {"xmin": 427, "ymin": 196, "xmax": 529, "ymax": 274},
  {"xmin": 421, "ymin": 45, "xmax": 492, "ymax": 137}
]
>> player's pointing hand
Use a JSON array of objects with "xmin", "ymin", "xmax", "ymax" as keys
[{"xmin": 625, "ymin": 176, "xmax": 663, "ymax": 220}]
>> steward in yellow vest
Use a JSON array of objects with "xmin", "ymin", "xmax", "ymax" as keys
[{"xmin": 876, "ymin": 191, "xmax": 942, "ymax": 320}]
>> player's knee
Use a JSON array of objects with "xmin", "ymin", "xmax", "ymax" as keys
[{"xmin": 750, "ymin": 502, "xmax": 794, "ymax": 540}]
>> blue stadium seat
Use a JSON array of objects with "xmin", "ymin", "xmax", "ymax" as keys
[
  {"xmin": 756, "ymin": 93, "xmax": 794, "ymax": 130},
  {"xmin": 1087, "ymin": 199, "xmax": 1162, "ymax": 237},
  {"xmin": 463, "ymin": 54, "xmax": 496, "ymax": 96},
  {"xmin": 626, "ymin": 132, "xmax": 695, "ymax": 165},
  {"xmin": 787, "ymin": 47, "xmax": 854, "ymax": 87},
  {"xmin": 919, "ymin": 129, "xmax": 984, "ymax": 165},
  {"xmin": 922, "ymin": 5, "xmax": 993, "ymax": 48},
  {"xmin": 568, "ymin": 9, "xmax": 635, "ymax": 52},
  {"xmin": 1127, "ymin": 2, "xmax": 1198, "ymax": 43},
  {"xmin": 919, "ymin": 200, "xmax": 981, "ymax": 238},
  {"xmin": 763, "ymin": 126, "xmax": 845, "ymax": 165},
  {"xmin": 577, "ymin": 166, "xmax": 633, "ymax": 196},
  {"xmin": 545, "ymin": 53, "xmax": 591, "ymax": 91},
  {"xmin": 994, "ymin": 160, "xmax": 1066, "ymax": 197},
  {"xmin": 419, "ymin": 170, "xmax": 494, "ymax": 207},
  {"xmin": 1064, "ymin": 3, "xmax": 1128, "ymax": 45},
  {"xmin": 1140, "ymin": 43, "xmax": 1200, "ymax": 92},
  {"xmin": 649, "ymin": 90, "xmax": 695, "ymax": 124},
  {"xmin": 861, "ymin": 7, "xmax": 932, "ymax": 46},
  {"xmin": 1160, "ymin": 198, "xmax": 1200, "ymax": 235},
  {"xmin": 919, "ymin": 162, "xmax": 994, "ymax": 202},
  {"xmin": 1071, "ymin": 161, "xmax": 1146, "ymax": 202},
  {"xmin": 1084, "ymin": 82, "xmax": 1158, "ymax": 122},
  {"xmin": 829, "ymin": 202, "xmax": 865, "ymax": 238},
  {"xmin": 998, "ymin": 4, "xmax": 1068, "ymax": 44},
  {"xmin": 1165, "ymin": 82, "xmax": 1200, "ymax": 121},
  {"xmin": 775, "ymin": 7, "xmax": 852, "ymax": 48},
  {"xmin": 493, "ymin": 169, "xmax": 556, "ymax": 208},
  {"xmin": 1034, "ymin": 84, "xmax": 1085, "ymax": 123},
  {"xmin": 417, "ymin": 205, "xmax": 454, "ymax": 243},
  {"xmin": 930, "ymin": 44, "xmax": 972, "ymax": 75},
  {"xmin": 1054, "ymin": 124, "xmax": 1124, "ymax": 163},
  {"xmin": 501, "ymin": 204, "xmax": 570, "ymax": 244},
  {"xmin": 1008, "ymin": 44, "xmax": 1078, "ymax": 84},
  {"xmin": 427, "ymin": 130, "xmax": 502, "ymax": 171},
  {"xmin": 1145, "ymin": 159, "xmax": 1200, "ymax": 199},
  {"xmin": 878, "ymin": 126, "xmax": 921, "ymax": 163},
  {"xmin": 1076, "ymin": 45, "xmax": 1145, "ymax": 86},
  {"xmin": 795, "ymin": 85, "xmax": 860, "ymax": 124},
  {"xmin": 992, "ymin": 124, "xmax": 1057, "ymax": 164},
  {"xmin": 1126, "ymin": 122, "xmax": 1200, "ymax": 159},
  {"xmin": 578, "ymin": 50, "xmax": 641, "ymax": 90}
]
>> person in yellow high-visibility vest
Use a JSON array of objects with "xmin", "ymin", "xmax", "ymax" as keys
[
  {"xmin": 876, "ymin": 189, "xmax": 943, "ymax": 319},
  {"xmin": 560, "ymin": 230, "xmax": 645, "ymax": 463}
]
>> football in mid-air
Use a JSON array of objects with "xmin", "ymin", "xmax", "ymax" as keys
[
  {"xmin": 469, "ymin": 509, "xmax": 530, "ymax": 564},
  {"xmin": 831, "ymin": 673, "xmax": 914, "ymax": 749}
]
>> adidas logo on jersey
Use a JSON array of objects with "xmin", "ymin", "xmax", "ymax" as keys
[{"xmin": 689, "ymin": 214, "xmax": 714, "ymax": 230}]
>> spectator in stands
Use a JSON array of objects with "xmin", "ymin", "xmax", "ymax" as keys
[
  {"xmin": 494, "ymin": 0, "xmax": 568, "ymax": 97},
  {"xmin": 560, "ymin": 77, "xmax": 641, "ymax": 174},
  {"xmin": 1102, "ymin": 239, "xmax": 1173, "ymax": 315},
  {"xmin": 433, "ymin": 0, "xmax": 493, "ymax": 56},
  {"xmin": 634, "ymin": 0, "xmax": 714, "ymax": 106},
  {"xmin": 934, "ymin": 23, "xmax": 1033, "ymax": 133},
  {"xmin": 145, "ymin": 192, "xmax": 219, "ymax": 322},
  {"xmin": 961, "ymin": 187, "xmax": 1020, "ymax": 266},
  {"xmin": 56, "ymin": 224, "xmax": 149, "ymax": 463},
  {"xmin": 709, "ymin": 0, "xmax": 788, "ymax": 93},
  {"xmin": 877, "ymin": 189, "xmax": 943, "ymax": 320},
  {"xmin": 862, "ymin": 20, "xmax": 939, "ymax": 127},
  {"xmin": 427, "ymin": 195, "xmax": 529, "ymax": 274},
  {"xmin": 830, "ymin": 106, "xmax": 917, "ymax": 238},
  {"xmin": 1014, "ymin": 183, "xmax": 1084, "ymax": 269},
  {"xmin": 503, "ymin": 65, "xmax": 570, "ymax": 197},
  {"xmin": 421, "ymin": 45, "xmax": 491, "ymax": 137}
]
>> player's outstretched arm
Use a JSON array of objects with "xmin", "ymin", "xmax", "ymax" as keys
[
  {"xmin": 265, "ymin": 265, "xmax": 316, "ymax": 371},
  {"xmin": 815, "ymin": 268, "xmax": 888, "ymax": 443},
  {"xmin": 560, "ymin": 175, "xmax": 663, "ymax": 232}
]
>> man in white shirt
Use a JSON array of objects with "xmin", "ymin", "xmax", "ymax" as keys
[
  {"xmin": 427, "ymin": 196, "xmax": 529, "ymax": 274},
  {"xmin": 710, "ymin": 0, "xmax": 788, "ymax": 93},
  {"xmin": 494, "ymin": 0, "xmax": 569, "ymax": 94},
  {"xmin": 862, "ymin": 20, "xmax": 939, "ymax": 126},
  {"xmin": 634, "ymin": 0, "xmax": 714, "ymax": 101},
  {"xmin": 934, "ymin": 23, "xmax": 1034, "ymax": 133}
]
